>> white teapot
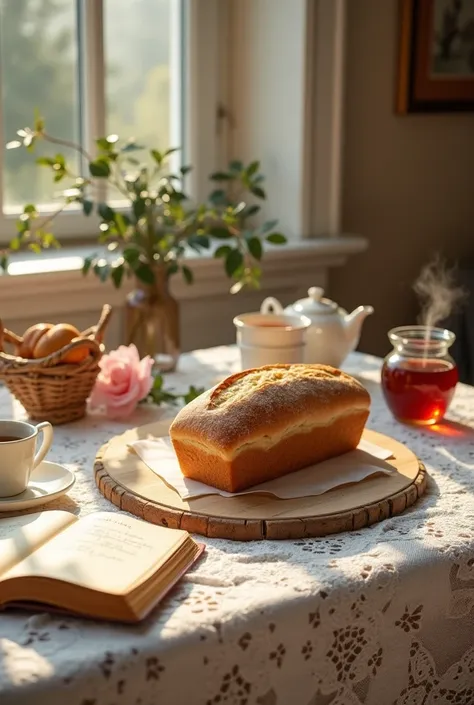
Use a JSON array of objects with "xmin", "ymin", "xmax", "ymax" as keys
[{"xmin": 261, "ymin": 287, "xmax": 374, "ymax": 368}]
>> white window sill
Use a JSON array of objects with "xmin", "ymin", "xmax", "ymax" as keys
[{"xmin": 0, "ymin": 235, "xmax": 367, "ymax": 319}]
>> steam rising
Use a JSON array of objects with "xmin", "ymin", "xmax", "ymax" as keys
[{"xmin": 414, "ymin": 255, "xmax": 465, "ymax": 328}]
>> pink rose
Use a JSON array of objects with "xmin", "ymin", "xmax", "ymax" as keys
[{"xmin": 89, "ymin": 344, "xmax": 154, "ymax": 419}]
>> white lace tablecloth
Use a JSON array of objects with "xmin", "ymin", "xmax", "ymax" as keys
[{"xmin": 1, "ymin": 347, "xmax": 474, "ymax": 705}]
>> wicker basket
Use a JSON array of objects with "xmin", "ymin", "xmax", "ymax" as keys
[{"xmin": 0, "ymin": 305, "xmax": 112, "ymax": 425}]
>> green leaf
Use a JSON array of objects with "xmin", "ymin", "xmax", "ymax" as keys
[
  {"xmin": 151, "ymin": 149, "xmax": 163, "ymax": 164},
  {"xmin": 210, "ymin": 171, "xmax": 232, "ymax": 181},
  {"xmin": 98, "ymin": 225, "xmax": 110, "ymax": 243},
  {"xmin": 111, "ymin": 263, "xmax": 125, "ymax": 288},
  {"xmin": 144, "ymin": 372, "xmax": 182, "ymax": 406},
  {"xmin": 266, "ymin": 232, "xmax": 287, "ymax": 244},
  {"xmin": 0, "ymin": 254, "xmax": 8, "ymax": 272},
  {"xmin": 9, "ymin": 237, "xmax": 21, "ymax": 251},
  {"xmin": 250, "ymin": 185, "xmax": 266, "ymax": 199},
  {"xmin": 114, "ymin": 212, "xmax": 129, "ymax": 235},
  {"xmin": 208, "ymin": 189, "xmax": 227, "ymax": 206},
  {"xmin": 132, "ymin": 198, "xmax": 146, "ymax": 220},
  {"xmin": 16, "ymin": 218, "xmax": 29, "ymax": 233},
  {"xmin": 135, "ymin": 263, "xmax": 155, "ymax": 285},
  {"xmin": 122, "ymin": 247, "xmax": 140, "ymax": 266},
  {"xmin": 82, "ymin": 199, "xmax": 94, "ymax": 216},
  {"xmin": 188, "ymin": 234, "xmax": 210, "ymax": 250},
  {"xmin": 93, "ymin": 262, "xmax": 110, "ymax": 283},
  {"xmin": 28, "ymin": 242, "xmax": 42, "ymax": 254},
  {"xmin": 98, "ymin": 203, "xmax": 115, "ymax": 221},
  {"xmin": 260, "ymin": 219, "xmax": 279, "ymax": 234},
  {"xmin": 181, "ymin": 265, "xmax": 194, "ymax": 285},
  {"xmin": 243, "ymin": 204, "xmax": 260, "ymax": 218},
  {"xmin": 214, "ymin": 245, "xmax": 232, "ymax": 258},
  {"xmin": 96, "ymin": 137, "xmax": 112, "ymax": 151},
  {"xmin": 36, "ymin": 156, "xmax": 55, "ymax": 166},
  {"xmin": 247, "ymin": 160, "xmax": 260, "ymax": 177},
  {"xmin": 229, "ymin": 160, "xmax": 243, "ymax": 172},
  {"xmin": 247, "ymin": 236, "xmax": 263, "ymax": 260},
  {"xmin": 38, "ymin": 232, "xmax": 59, "ymax": 248},
  {"xmin": 209, "ymin": 226, "xmax": 232, "ymax": 239},
  {"xmin": 182, "ymin": 386, "xmax": 205, "ymax": 404},
  {"xmin": 152, "ymin": 374, "xmax": 163, "ymax": 391},
  {"xmin": 23, "ymin": 203, "xmax": 37, "ymax": 215},
  {"xmin": 121, "ymin": 141, "xmax": 145, "ymax": 153},
  {"xmin": 164, "ymin": 147, "xmax": 179, "ymax": 157},
  {"xmin": 89, "ymin": 159, "xmax": 111, "ymax": 177},
  {"xmin": 180, "ymin": 165, "xmax": 192, "ymax": 176},
  {"xmin": 225, "ymin": 249, "xmax": 244, "ymax": 277},
  {"xmin": 82, "ymin": 256, "xmax": 94, "ymax": 275},
  {"xmin": 167, "ymin": 262, "xmax": 179, "ymax": 276},
  {"xmin": 168, "ymin": 191, "xmax": 186, "ymax": 204},
  {"xmin": 53, "ymin": 172, "xmax": 65, "ymax": 182}
]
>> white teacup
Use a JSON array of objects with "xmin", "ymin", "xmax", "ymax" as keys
[
  {"xmin": 0, "ymin": 420, "xmax": 54, "ymax": 497},
  {"xmin": 234, "ymin": 312, "xmax": 311, "ymax": 370}
]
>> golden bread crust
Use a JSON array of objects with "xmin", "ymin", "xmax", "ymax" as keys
[
  {"xmin": 172, "ymin": 408, "xmax": 368, "ymax": 492},
  {"xmin": 170, "ymin": 364, "xmax": 370, "ymax": 457}
]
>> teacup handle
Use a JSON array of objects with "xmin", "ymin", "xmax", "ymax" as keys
[
  {"xmin": 260, "ymin": 297, "xmax": 284, "ymax": 315},
  {"xmin": 33, "ymin": 422, "xmax": 54, "ymax": 470}
]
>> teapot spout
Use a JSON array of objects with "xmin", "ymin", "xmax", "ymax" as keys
[{"xmin": 343, "ymin": 305, "xmax": 374, "ymax": 349}]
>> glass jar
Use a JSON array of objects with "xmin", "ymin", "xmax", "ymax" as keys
[
  {"xmin": 381, "ymin": 326, "xmax": 458, "ymax": 425},
  {"xmin": 125, "ymin": 265, "xmax": 180, "ymax": 372}
]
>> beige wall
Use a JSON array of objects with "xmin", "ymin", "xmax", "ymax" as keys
[{"xmin": 330, "ymin": 0, "xmax": 474, "ymax": 357}]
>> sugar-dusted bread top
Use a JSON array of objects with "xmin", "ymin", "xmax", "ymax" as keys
[{"xmin": 169, "ymin": 364, "xmax": 370, "ymax": 459}]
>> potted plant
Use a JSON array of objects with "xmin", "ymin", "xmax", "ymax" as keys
[{"xmin": 2, "ymin": 114, "xmax": 287, "ymax": 370}]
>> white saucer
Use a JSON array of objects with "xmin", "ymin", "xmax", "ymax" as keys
[{"xmin": 0, "ymin": 461, "xmax": 75, "ymax": 512}]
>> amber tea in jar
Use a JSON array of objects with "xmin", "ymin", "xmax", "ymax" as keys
[{"xmin": 381, "ymin": 326, "xmax": 458, "ymax": 425}]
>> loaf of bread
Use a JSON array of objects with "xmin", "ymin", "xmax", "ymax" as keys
[{"xmin": 169, "ymin": 364, "xmax": 371, "ymax": 493}]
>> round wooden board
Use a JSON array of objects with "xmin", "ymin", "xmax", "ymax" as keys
[{"xmin": 94, "ymin": 420, "xmax": 428, "ymax": 541}]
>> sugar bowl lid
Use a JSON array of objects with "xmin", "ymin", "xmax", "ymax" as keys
[{"xmin": 291, "ymin": 287, "xmax": 338, "ymax": 315}]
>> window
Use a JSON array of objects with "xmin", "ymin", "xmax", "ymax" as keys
[
  {"xmin": 1, "ymin": 0, "xmax": 81, "ymax": 209},
  {"xmin": 0, "ymin": 0, "xmax": 346, "ymax": 253},
  {"xmin": 0, "ymin": 0, "xmax": 219, "ymax": 244}
]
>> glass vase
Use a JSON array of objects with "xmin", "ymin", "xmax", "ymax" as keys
[
  {"xmin": 381, "ymin": 325, "xmax": 458, "ymax": 425},
  {"xmin": 125, "ymin": 266, "xmax": 180, "ymax": 372}
]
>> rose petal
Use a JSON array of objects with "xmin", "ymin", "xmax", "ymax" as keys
[{"xmin": 91, "ymin": 344, "xmax": 154, "ymax": 418}]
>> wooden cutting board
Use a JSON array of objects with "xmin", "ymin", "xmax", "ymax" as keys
[{"xmin": 94, "ymin": 420, "xmax": 427, "ymax": 541}]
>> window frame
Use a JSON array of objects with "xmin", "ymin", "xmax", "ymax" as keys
[
  {"xmin": 222, "ymin": 0, "xmax": 346, "ymax": 240},
  {"xmin": 0, "ymin": 0, "xmax": 222, "ymax": 245}
]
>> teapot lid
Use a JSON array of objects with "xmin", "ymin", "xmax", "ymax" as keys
[{"xmin": 292, "ymin": 287, "xmax": 338, "ymax": 315}]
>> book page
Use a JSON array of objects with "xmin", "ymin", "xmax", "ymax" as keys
[
  {"xmin": 0, "ymin": 511, "xmax": 77, "ymax": 577},
  {"xmin": 3, "ymin": 512, "xmax": 188, "ymax": 595}
]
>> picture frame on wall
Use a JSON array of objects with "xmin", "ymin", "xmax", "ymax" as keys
[{"xmin": 397, "ymin": 0, "xmax": 474, "ymax": 113}]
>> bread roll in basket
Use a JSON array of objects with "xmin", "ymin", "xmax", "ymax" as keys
[{"xmin": 0, "ymin": 305, "xmax": 111, "ymax": 425}]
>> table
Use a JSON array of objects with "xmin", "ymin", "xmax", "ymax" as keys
[{"xmin": 1, "ymin": 347, "xmax": 474, "ymax": 705}]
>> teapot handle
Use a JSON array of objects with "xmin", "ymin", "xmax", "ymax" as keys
[{"xmin": 260, "ymin": 297, "xmax": 284, "ymax": 315}]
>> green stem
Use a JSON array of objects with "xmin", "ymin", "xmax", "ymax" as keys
[
  {"xmin": 27, "ymin": 202, "xmax": 67, "ymax": 238},
  {"xmin": 42, "ymin": 131, "xmax": 93, "ymax": 164},
  {"xmin": 145, "ymin": 204, "xmax": 158, "ymax": 270}
]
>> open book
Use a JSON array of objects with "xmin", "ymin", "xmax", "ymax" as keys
[{"xmin": 0, "ymin": 511, "xmax": 203, "ymax": 623}]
